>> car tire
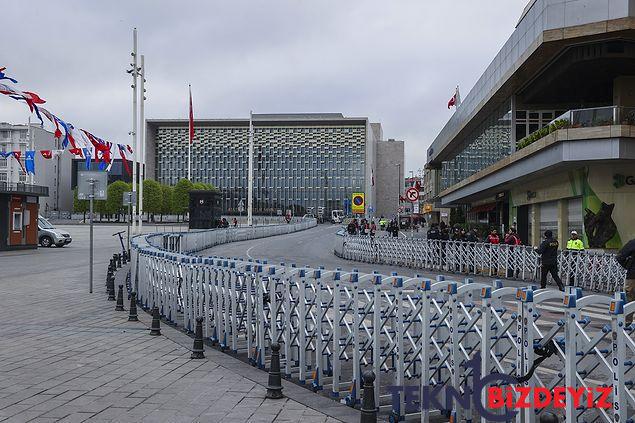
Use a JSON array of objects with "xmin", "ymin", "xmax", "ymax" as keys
[{"xmin": 40, "ymin": 236, "xmax": 53, "ymax": 248}]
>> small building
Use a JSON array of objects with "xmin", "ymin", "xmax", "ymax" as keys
[{"xmin": 0, "ymin": 183, "xmax": 48, "ymax": 250}]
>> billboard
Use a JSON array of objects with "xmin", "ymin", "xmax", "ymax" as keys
[{"xmin": 352, "ymin": 192, "xmax": 365, "ymax": 214}]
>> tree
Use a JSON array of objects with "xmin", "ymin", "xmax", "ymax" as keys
[
  {"xmin": 160, "ymin": 184, "xmax": 173, "ymax": 222},
  {"xmin": 173, "ymin": 178, "xmax": 194, "ymax": 220},
  {"xmin": 143, "ymin": 180, "xmax": 162, "ymax": 222},
  {"xmin": 73, "ymin": 188, "xmax": 89, "ymax": 223},
  {"xmin": 105, "ymin": 181, "xmax": 132, "ymax": 221}
]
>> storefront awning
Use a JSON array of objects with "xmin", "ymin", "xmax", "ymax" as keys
[{"xmin": 469, "ymin": 203, "xmax": 496, "ymax": 214}]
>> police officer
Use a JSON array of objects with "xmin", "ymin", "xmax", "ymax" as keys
[
  {"xmin": 566, "ymin": 230, "xmax": 585, "ymax": 286},
  {"xmin": 536, "ymin": 230, "xmax": 564, "ymax": 291}
]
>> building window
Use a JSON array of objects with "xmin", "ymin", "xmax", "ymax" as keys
[{"xmin": 12, "ymin": 212, "xmax": 22, "ymax": 231}]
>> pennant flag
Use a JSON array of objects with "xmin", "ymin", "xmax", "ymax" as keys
[
  {"xmin": 0, "ymin": 151, "xmax": 13, "ymax": 158},
  {"xmin": 189, "ymin": 85, "xmax": 194, "ymax": 144},
  {"xmin": 82, "ymin": 148, "xmax": 92, "ymax": 170},
  {"xmin": 69, "ymin": 148, "xmax": 83, "ymax": 157},
  {"xmin": 40, "ymin": 150, "xmax": 53, "ymax": 159},
  {"xmin": 0, "ymin": 67, "xmax": 17, "ymax": 83},
  {"xmin": 40, "ymin": 108, "xmax": 63, "ymax": 140},
  {"xmin": 0, "ymin": 83, "xmax": 46, "ymax": 124},
  {"xmin": 25, "ymin": 150, "xmax": 35, "ymax": 175},
  {"xmin": 117, "ymin": 144, "xmax": 131, "ymax": 176},
  {"xmin": 11, "ymin": 151, "xmax": 25, "ymax": 172}
]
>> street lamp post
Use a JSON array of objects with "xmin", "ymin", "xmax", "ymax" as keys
[{"xmin": 396, "ymin": 163, "xmax": 401, "ymax": 224}]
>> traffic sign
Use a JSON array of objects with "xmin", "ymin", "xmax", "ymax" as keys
[
  {"xmin": 405, "ymin": 187, "xmax": 419, "ymax": 202},
  {"xmin": 351, "ymin": 193, "xmax": 365, "ymax": 214},
  {"xmin": 123, "ymin": 191, "xmax": 137, "ymax": 206}
]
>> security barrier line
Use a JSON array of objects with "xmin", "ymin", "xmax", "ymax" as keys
[{"xmin": 131, "ymin": 227, "xmax": 634, "ymax": 422}]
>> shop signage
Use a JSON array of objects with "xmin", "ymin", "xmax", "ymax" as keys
[{"xmin": 613, "ymin": 174, "xmax": 635, "ymax": 189}]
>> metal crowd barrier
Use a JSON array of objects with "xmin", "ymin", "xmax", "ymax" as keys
[
  {"xmin": 130, "ymin": 230, "xmax": 634, "ymax": 422},
  {"xmin": 337, "ymin": 235, "xmax": 627, "ymax": 294}
]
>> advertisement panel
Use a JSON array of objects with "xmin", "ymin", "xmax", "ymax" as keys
[{"xmin": 351, "ymin": 192, "xmax": 365, "ymax": 214}]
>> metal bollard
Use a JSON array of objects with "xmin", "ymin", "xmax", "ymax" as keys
[
  {"xmin": 149, "ymin": 307, "xmax": 161, "ymax": 336},
  {"xmin": 128, "ymin": 292, "xmax": 138, "ymax": 321},
  {"xmin": 265, "ymin": 343, "xmax": 283, "ymax": 399},
  {"xmin": 360, "ymin": 371, "xmax": 377, "ymax": 423},
  {"xmin": 115, "ymin": 285, "xmax": 125, "ymax": 311},
  {"xmin": 116, "ymin": 253, "xmax": 122, "ymax": 268},
  {"xmin": 113, "ymin": 254, "xmax": 119, "ymax": 269},
  {"xmin": 107, "ymin": 274, "xmax": 116, "ymax": 301},
  {"xmin": 190, "ymin": 317, "xmax": 205, "ymax": 359},
  {"xmin": 539, "ymin": 412, "xmax": 559, "ymax": 423}
]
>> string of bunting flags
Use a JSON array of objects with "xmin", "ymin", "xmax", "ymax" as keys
[{"xmin": 0, "ymin": 66, "xmax": 134, "ymax": 176}]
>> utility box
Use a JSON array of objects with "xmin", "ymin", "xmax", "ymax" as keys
[{"xmin": 188, "ymin": 190, "xmax": 222, "ymax": 230}]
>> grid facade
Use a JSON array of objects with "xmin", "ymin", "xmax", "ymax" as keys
[{"xmin": 154, "ymin": 123, "xmax": 367, "ymax": 215}]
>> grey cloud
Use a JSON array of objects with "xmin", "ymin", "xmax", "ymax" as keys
[{"xmin": 1, "ymin": 0, "xmax": 528, "ymax": 171}]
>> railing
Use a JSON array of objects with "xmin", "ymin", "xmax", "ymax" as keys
[
  {"xmin": 517, "ymin": 105, "xmax": 635, "ymax": 150},
  {"xmin": 336, "ymin": 235, "xmax": 627, "ymax": 294},
  {"xmin": 143, "ymin": 218, "xmax": 316, "ymax": 255},
  {"xmin": 0, "ymin": 181, "xmax": 49, "ymax": 196},
  {"xmin": 130, "ymin": 229, "xmax": 635, "ymax": 422}
]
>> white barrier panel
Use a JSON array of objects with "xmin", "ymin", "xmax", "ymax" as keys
[
  {"xmin": 131, "ymin": 230, "xmax": 634, "ymax": 422},
  {"xmin": 337, "ymin": 235, "xmax": 627, "ymax": 294}
]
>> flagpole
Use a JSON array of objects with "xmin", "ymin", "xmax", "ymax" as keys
[
  {"xmin": 131, "ymin": 28, "xmax": 138, "ymax": 234},
  {"xmin": 188, "ymin": 84, "xmax": 192, "ymax": 181},
  {"xmin": 27, "ymin": 116, "xmax": 33, "ymax": 185},
  {"xmin": 247, "ymin": 111, "xmax": 254, "ymax": 226},
  {"xmin": 138, "ymin": 54, "xmax": 145, "ymax": 233}
]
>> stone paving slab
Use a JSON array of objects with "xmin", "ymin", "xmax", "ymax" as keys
[{"xmin": 0, "ymin": 226, "xmax": 361, "ymax": 423}]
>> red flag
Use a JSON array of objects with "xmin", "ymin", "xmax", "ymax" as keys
[
  {"xmin": 188, "ymin": 85, "xmax": 194, "ymax": 144},
  {"xmin": 12, "ymin": 151, "xmax": 25, "ymax": 172},
  {"xmin": 118, "ymin": 144, "xmax": 131, "ymax": 176},
  {"xmin": 69, "ymin": 148, "xmax": 83, "ymax": 157},
  {"xmin": 447, "ymin": 93, "xmax": 456, "ymax": 109},
  {"xmin": 40, "ymin": 150, "xmax": 53, "ymax": 159}
]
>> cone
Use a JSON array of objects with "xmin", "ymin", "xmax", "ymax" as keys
[
  {"xmin": 190, "ymin": 317, "xmax": 205, "ymax": 359},
  {"xmin": 128, "ymin": 292, "xmax": 139, "ymax": 321},
  {"xmin": 149, "ymin": 307, "xmax": 161, "ymax": 336},
  {"xmin": 266, "ymin": 343, "xmax": 283, "ymax": 399}
]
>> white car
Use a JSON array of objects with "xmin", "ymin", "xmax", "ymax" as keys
[{"xmin": 37, "ymin": 216, "xmax": 72, "ymax": 247}]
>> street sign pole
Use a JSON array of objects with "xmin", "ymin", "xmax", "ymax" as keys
[{"xmin": 88, "ymin": 178, "xmax": 95, "ymax": 294}]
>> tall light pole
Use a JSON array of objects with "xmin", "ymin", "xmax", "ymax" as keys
[
  {"xmin": 129, "ymin": 28, "xmax": 139, "ymax": 234},
  {"xmin": 138, "ymin": 54, "xmax": 146, "ymax": 232},
  {"xmin": 247, "ymin": 111, "xmax": 254, "ymax": 226}
]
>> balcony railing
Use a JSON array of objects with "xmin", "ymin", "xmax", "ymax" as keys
[
  {"xmin": 0, "ymin": 182, "xmax": 49, "ymax": 196},
  {"xmin": 517, "ymin": 106, "xmax": 635, "ymax": 150}
]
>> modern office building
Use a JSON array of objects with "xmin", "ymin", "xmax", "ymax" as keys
[
  {"xmin": 0, "ymin": 122, "xmax": 72, "ymax": 213},
  {"xmin": 426, "ymin": 0, "xmax": 635, "ymax": 249},
  {"xmin": 146, "ymin": 113, "xmax": 404, "ymax": 218}
]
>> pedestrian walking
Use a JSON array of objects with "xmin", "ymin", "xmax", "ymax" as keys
[
  {"xmin": 504, "ymin": 228, "xmax": 521, "ymax": 278},
  {"xmin": 360, "ymin": 219, "xmax": 368, "ymax": 236},
  {"xmin": 347, "ymin": 220, "xmax": 357, "ymax": 235},
  {"xmin": 616, "ymin": 238, "xmax": 635, "ymax": 324},
  {"xmin": 233, "ymin": 217, "xmax": 238, "ymax": 228},
  {"xmin": 565, "ymin": 230, "xmax": 585, "ymax": 286},
  {"xmin": 370, "ymin": 220, "xmax": 376, "ymax": 237},
  {"xmin": 536, "ymin": 230, "xmax": 564, "ymax": 291}
]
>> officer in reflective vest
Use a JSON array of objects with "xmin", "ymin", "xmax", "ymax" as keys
[{"xmin": 566, "ymin": 230, "xmax": 585, "ymax": 285}]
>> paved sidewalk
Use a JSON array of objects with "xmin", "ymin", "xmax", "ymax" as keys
[{"xmin": 0, "ymin": 226, "xmax": 357, "ymax": 422}]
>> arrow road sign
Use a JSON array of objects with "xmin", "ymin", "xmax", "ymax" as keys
[{"xmin": 405, "ymin": 187, "xmax": 419, "ymax": 202}]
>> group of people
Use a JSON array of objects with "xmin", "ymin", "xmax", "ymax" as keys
[
  {"xmin": 426, "ymin": 223, "xmax": 523, "ymax": 246},
  {"xmin": 346, "ymin": 218, "xmax": 377, "ymax": 237},
  {"xmin": 215, "ymin": 217, "xmax": 239, "ymax": 228}
]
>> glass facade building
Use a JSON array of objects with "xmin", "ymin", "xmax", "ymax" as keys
[{"xmin": 149, "ymin": 114, "xmax": 375, "ymax": 215}]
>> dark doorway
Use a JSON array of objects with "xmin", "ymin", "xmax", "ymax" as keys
[{"xmin": 517, "ymin": 205, "xmax": 530, "ymax": 246}]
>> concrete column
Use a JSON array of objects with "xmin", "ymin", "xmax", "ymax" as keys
[
  {"xmin": 531, "ymin": 203, "xmax": 541, "ymax": 246},
  {"xmin": 510, "ymin": 95, "xmax": 517, "ymax": 153},
  {"xmin": 557, "ymin": 199, "xmax": 568, "ymax": 247}
]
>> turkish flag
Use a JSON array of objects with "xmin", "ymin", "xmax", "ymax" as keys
[
  {"xmin": 447, "ymin": 94, "xmax": 456, "ymax": 109},
  {"xmin": 40, "ymin": 150, "xmax": 53, "ymax": 159}
]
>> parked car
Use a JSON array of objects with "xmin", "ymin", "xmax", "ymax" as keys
[{"xmin": 37, "ymin": 216, "xmax": 72, "ymax": 247}]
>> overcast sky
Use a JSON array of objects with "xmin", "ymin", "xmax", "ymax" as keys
[{"xmin": 1, "ymin": 0, "xmax": 528, "ymax": 172}]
